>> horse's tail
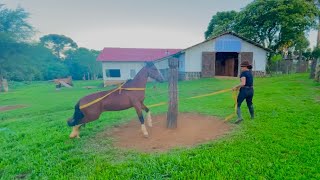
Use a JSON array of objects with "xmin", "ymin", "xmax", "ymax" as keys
[{"xmin": 67, "ymin": 101, "xmax": 84, "ymax": 127}]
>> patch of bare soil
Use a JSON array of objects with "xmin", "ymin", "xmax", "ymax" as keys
[
  {"xmin": 0, "ymin": 105, "xmax": 26, "ymax": 112},
  {"xmin": 105, "ymin": 113, "xmax": 231, "ymax": 152}
]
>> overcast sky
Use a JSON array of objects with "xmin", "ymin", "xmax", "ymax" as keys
[{"xmin": 2, "ymin": 0, "xmax": 318, "ymax": 50}]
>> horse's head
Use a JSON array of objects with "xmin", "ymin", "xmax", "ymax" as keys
[{"xmin": 145, "ymin": 62, "xmax": 164, "ymax": 82}]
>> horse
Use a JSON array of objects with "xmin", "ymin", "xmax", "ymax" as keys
[{"xmin": 67, "ymin": 62, "xmax": 164, "ymax": 138}]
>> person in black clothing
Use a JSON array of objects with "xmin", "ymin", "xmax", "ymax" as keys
[{"xmin": 232, "ymin": 60, "xmax": 254, "ymax": 124}]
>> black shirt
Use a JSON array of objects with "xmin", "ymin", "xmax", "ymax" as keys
[{"xmin": 240, "ymin": 70, "xmax": 253, "ymax": 87}]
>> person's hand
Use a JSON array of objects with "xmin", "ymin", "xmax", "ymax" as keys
[{"xmin": 232, "ymin": 86, "xmax": 239, "ymax": 91}]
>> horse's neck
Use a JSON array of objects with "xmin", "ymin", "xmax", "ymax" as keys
[{"xmin": 125, "ymin": 67, "xmax": 148, "ymax": 88}]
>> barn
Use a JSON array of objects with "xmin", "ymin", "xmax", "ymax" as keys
[{"xmin": 97, "ymin": 32, "xmax": 271, "ymax": 83}]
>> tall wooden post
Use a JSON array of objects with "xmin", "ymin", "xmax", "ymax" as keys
[{"xmin": 167, "ymin": 58, "xmax": 178, "ymax": 129}]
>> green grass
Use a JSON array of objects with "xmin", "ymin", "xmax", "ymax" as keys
[{"xmin": 0, "ymin": 74, "xmax": 319, "ymax": 179}]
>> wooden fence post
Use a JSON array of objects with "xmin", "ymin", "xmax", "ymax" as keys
[
  {"xmin": 167, "ymin": 58, "xmax": 179, "ymax": 129},
  {"xmin": 2, "ymin": 79, "xmax": 8, "ymax": 92}
]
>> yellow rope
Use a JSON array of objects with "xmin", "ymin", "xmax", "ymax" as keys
[
  {"xmin": 79, "ymin": 84, "xmax": 238, "ymax": 122},
  {"xmin": 146, "ymin": 88, "xmax": 233, "ymax": 108},
  {"xmin": 121, "ymin": 88, "xmax": 146, "ymax": 91},
  {"xmin": 145, "ymin": 88, "xmax": 239, "ymax": 122},
  {"xmin": 79, "ymin": 83, "xmax": 145, "ymax": 109},
  {"xmin": 186, "ymin": 89, "xmax": 231, "ymax": 99},
  {"xmin": 224, "ymin": 90, "xmax": 239, "ymax": 121},
  {"xmin": 147, "ymin": 102, "xmax": 167, "ymax": 108}
]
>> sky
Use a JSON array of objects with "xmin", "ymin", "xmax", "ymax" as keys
[{"xmin": 2, "ymin": 0, "xmax": 318, "ymax": 50}]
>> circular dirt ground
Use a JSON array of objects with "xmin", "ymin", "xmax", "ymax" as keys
[{"xmin": 108, "ymin": 113, "xmax": 232, "ymax": 152}]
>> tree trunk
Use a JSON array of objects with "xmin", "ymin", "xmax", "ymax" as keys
[
  {"xmin": 315, "ymin": 15, "xmax": 320, "ymax": 81},
  {"xmin": 315, "ymin": 62, "xmax": 320, "ymax": 82},
  {"xmin": 167, "ymin": 58, "xmax": 179, "ymax": 129},
  {"xmin": 310, "ymin": 59, "xmax": 317, "ymax": 79}
]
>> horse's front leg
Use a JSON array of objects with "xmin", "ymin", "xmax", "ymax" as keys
[
  {"xmin": 133, "ymin": 102, "xmax": 149, "ymax": 138},
  {"xmin": 69, "ymin": 124, "xmax": 81, "ymax": 138},
  {"xmin": 142, "ymin": 103, "xmax": 152, "ymax": 127}
]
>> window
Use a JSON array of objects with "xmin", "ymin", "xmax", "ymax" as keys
[{"xmin": 106, "ymin": 69, "xmax": 121, "ymax": 77}]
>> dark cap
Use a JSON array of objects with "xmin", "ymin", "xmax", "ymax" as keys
[{"xmin": 240, "ymin": 60, "xmax": 251, "ymax": 67}]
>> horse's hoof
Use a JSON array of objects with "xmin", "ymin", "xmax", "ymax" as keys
[
  {"xmin": 143, "ymin": 134, "xmax": 149, "ymax": 138},
  {"xmin": 141, "ymin": 124, "xmax": 149, "ymax": 138},
  {"xmin": 69, "ymin": 135, "xmax": 76, "ymax": 139},
  {"xmin": 69, "ymin": 133, "xmax": 80, "ymax": 139}
]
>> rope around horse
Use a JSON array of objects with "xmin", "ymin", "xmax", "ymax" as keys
[
  {"xmin": 79, "ymin": 82, "xmax": 239, "ymax": 121},
  {"xmin": 79, "ymin": 83, "xmax": 145, "ymax": 109}
]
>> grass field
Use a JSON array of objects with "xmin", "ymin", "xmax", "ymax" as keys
[{"xmin": 0, "ymin": 74, "xmax": 319, "ymax": 179}]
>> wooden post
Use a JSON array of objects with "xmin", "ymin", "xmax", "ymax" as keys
[
  {"xmin": 238, "ymin": 53, "xmax": 241, "ymax": 77},
  {"xmin": 167, "ymin": 58, "xmax": 178, "ymax": 129},
  {"xmin": 2, "ymin": 79, "xmax": 8, "ymax": 92},
  {"xmin": 0, "ymin": 77, "xmax": 2, "ymax": 92}
]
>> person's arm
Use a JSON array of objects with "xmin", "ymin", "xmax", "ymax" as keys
[{"xmin": 232, "ymin": 77, "xmax": 246, "ymax": 91}]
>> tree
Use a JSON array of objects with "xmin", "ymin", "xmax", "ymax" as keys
[
  {"xmin": 205, "ymin": 11, "xmax": 238, "ymax": 39},
  {"xmin": 205, "ymin": 0, "xmax": 320, "ymax": 52},
  {"xmin": 64, "ymin": 48, "xmax": 101, "ymax": 80},
  {"xmin": 306, "ymin": 0, "xmax": 320, "ymax": 79},
  {"xmin": 236, "ymin": 0, "xmax": 318, "ymax": 50},
  {"xmin": 309, "ymin": 47, "xmax": 320, "ymax": 79},
  {"xmin": 0, "ymin": 4, "xmax": 34, "ymax": 41},
  {"xmin": 294, "ymin": 33, "xmax": 310, "ymax": 63},
  {"xmin": 0, "ymin": 4, "xmax": 35, "ymax": 82},
  {"xmin": 0, "ymin": 41, "xmax": 69, "ymax": 81},
  {"xmin": 40, "ymin": 34, "xmax": 78, "ymax": 59}
]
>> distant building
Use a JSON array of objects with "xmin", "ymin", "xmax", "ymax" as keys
[{"xmin": 97, "ymin": 32, "xmax": 271, "ymax": 83}]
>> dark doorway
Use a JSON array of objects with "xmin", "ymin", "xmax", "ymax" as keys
[{"xmin": 215, "ymin": 52, "xmax": 239, "ymax": 77}]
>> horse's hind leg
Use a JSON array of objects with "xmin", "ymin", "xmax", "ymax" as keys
[
  {"xmin": 142, "ymin": 103, "xmax": 152, "ymax": 127},
  {"xmin": 134, "ymin": 102, "xmax": 149, "ymax": 137}
]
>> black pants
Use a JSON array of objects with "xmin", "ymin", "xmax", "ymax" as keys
[
  {"xmin": 237, "ymin": 87, "xmax": 254, "ymax": 108},
  {"xmin": 237, "ymin": 87, "xmax": 254, "ymax": 119}
]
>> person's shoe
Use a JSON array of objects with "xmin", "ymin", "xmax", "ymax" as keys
[{"xmin": 235, "ymin": 118, "xmax": 243, "ymax": 124}]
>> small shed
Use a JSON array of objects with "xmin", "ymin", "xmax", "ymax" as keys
[{"xmin": 173, "ymin": 31, "xmax": 272, "ymax": 80}]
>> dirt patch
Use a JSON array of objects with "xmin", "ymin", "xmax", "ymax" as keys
[
  {"xmin": 0, "ymin": 105, "xmax": 26, "ymax": 112},
  {"xmin": 107, "ymin": 113, "xmax": 231, "ymax": 152}
]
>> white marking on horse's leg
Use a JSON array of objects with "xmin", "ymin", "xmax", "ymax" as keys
[
  {"xmin": 147, "ymin": 111, "xmax": 152, "ymax": 127},
  {"xmin": 141, "ymin": 124, "xmax": 149, "ymax": 137},
  {"xmin": 69, "ymin": 125, "xmax": 81, "ymax": 139}
]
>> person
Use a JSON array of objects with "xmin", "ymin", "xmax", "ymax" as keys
[{"xmin": 232, "ymin": 60, "xmax": 254, "ymax": 124}]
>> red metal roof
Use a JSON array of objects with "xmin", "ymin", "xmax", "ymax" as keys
[{"xmin": 97, "ymin": 47, "xmax": 182, "ymax": 62}]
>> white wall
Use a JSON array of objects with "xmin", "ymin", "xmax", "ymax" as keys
[
  {"xmin": 155, "ymin": 58, "xmax": 169, "ymax": 69},
  {"xmin": 240, "ymin": 40, "xmax": 267, "ymax": 72},
  {"xmin": 184, "ymin": 40, "xmax": 215, "ymax": 72},
  {"xmin": 102, "ymin": 62, "xmax": 144, "ymax": 81}
]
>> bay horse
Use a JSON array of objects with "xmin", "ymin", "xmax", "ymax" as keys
[{"xmin": 67, "ymin": 62, "xmax": 164, "ymax": 138}]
